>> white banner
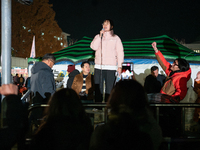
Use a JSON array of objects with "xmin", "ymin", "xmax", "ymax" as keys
[{"xmin": 30, "ymin": 35, "xmax": 36, "ymax": 58}]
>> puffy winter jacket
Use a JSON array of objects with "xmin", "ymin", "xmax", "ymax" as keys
[
  {"xmin": 90, "ymin": 30, "xmax": 124, "ymax": 70},
  {"xmin": 155, "ymin": 51, "xmax": 191, "ymax": 102}
]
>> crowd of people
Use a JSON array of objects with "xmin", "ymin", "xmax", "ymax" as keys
[{"xmin": 1, "ymin": 19, "xmax": 200, "ymax": 150}]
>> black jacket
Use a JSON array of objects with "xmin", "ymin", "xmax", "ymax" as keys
[
  {"xmin": 30, "ymin": 116, "xmax": 93, "ymax": 150},
  {"xmin": 67, "ymin": 69, "xmax": 80, "ymax": 88},
  {"xmin": 144, "ymin": 74, "xmax": 162, "ymax": 94},
  {"xmin": 0, "ymin": 95, "xmax": 28, "ymax": 149}
]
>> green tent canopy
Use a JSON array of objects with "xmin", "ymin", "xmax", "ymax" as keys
[{"xmin": 28, "ymin": 35, "xmax": 200, "ymax": 64}]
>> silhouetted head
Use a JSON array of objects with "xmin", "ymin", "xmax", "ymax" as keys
[
  {"xmin": 45, "ymin": 88, "xmax": 85, "ymax": 120},
  {"xmin": 107, "ymin": 79, "xmax": 148, "ymax": 116}
]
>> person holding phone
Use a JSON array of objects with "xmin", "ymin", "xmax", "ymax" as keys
[{"xmin": 90, "ymin": 19, "xmax": 124, "ymax": 102}]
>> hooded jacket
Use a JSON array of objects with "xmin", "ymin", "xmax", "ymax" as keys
[
  {"xmin": 90, "ymin": 30, "xmax": 124, "ymax": 70},
  {"xmin": 67, "ymin": 69, "xmax": 80, "ymax": 88},
  {"xmin": 155, "ymin": 51, "xmax": 191, "ymax": 102},
  {"xmin": 31, "ymin": 62, "xmax": 55, "ymax": 99}
]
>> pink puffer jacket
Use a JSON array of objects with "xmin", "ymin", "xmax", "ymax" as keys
[{"xmin": 90, "ymin": 30, "xmax": 124, "ymax": 69}]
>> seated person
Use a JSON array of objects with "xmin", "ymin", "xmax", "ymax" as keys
[
  {"xmin": 144, "ymin": 66, "xmax": 166, "ymax": 94},
  {"xmin": 89, "ymin": 80, "xmax": 163, "ymax": 150},
  {"xmin": 72, "ymin": 61, "xmax": 94, "ymax": 101}
]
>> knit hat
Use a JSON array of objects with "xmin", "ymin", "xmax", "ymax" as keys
[{"xmin": 67, "ymin": 65, "xmax": 75, "ymax": 73}]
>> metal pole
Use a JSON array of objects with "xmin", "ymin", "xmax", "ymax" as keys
[{"xmin": 1, "ymin": 0, "xmax": 12, "ymax": 127}]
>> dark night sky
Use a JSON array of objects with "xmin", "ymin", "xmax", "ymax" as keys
[{"xmin": 49, "ymin": 0, "xmax": 200, "ymax": 43}]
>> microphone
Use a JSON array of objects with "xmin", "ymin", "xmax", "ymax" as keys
[{"xmin": 101, "ymin": 28, "xmax": 104, "ymax": 38}]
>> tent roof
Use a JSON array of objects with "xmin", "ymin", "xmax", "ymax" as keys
[{"xmin": 28, "ymin": 35, "xmax": 200, "ymax": 64}]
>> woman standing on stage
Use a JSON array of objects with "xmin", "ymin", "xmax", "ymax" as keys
[{"xmin": 90, "ymin": 19, "xmax": 124, "ymax": 102}]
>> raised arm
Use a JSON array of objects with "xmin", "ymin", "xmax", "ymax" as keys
[{"xmin": 152, "ymin": 42, "xmax": 158, "ymax": 53}]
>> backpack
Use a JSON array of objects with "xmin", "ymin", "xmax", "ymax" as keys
[{"xmin": 20, "ymin": 77, "xmax": 24, "ymax": 83}]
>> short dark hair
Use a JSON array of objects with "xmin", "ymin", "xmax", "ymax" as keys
[
  {"xmin": 108, "ymin": 79, "xmax": 148, "ymax": 114},
  {"xmin": 81, "ymin": 61, "xmax": 90, "ymax": 68},
  {"xmin": 42, "ymin": 53, "xmax": 56, "ymax": 62},
  {"xmin": 151, "ymin": 66, "xmax": 158, "ymax": 72},
  {"xmin": 46, "ymin": 88, "xmax": 85, "ymax": 118},
  {"xmin": 176, "ymin": 58, "xmax": 190, "ymax": 72}
]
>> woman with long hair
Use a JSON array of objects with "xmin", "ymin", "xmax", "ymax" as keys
[
  {"xmin": 90, "ymin": 80, "xmax": 163, "ymax": 150},
  {"xmin": 31, "ymin": 88, "xmax": 93, "ymax": 150}
]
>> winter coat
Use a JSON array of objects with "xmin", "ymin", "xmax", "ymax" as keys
[
  {"xmin": 30, "ymin": 116, "xmax": 93, "ymax": 150},
  {"xmin": 71, "ymin": 72, "xmax": 94, "ymax": 100},
  {"xmin": 31, "ymin": 62, "xmax": 55, "ymax": 99},
  {"xmin": 0, "ymin": 95, "xmax": 28, "ymax": 149},
  {"xmin": 155, "ymin": 51, "xmax": 191, "ymax": 102},
  {"xmin": 89, "ymin": 108, "xmax": 162, "ymax": 150},
  {"xmin": 13, "ymin": 76, "xmax": 19, "ymax": 85},
  {"xmin": 144, "ymin": 74, "xmax": 162, "ymax": 94},
  {"xmin": 90, "ymin": 30, "xmax": 124, "ymax": 70}
]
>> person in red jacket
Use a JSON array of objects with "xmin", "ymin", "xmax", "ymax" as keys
[
  {"xmin": 152, "ymin": 42, "xmax": 192, "ymax": 137},
  {"xmin": 152, "ymin": 42, "xmax": 191, "ymax": 103}
]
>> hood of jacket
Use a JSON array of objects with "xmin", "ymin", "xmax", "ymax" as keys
[
  {"xmin": 31, "ymin": 62, "xmax": 52, "ymax": 74},
  {"xmin": 69, "ymin": 69, "xmax": 80, "ymax": 78}
]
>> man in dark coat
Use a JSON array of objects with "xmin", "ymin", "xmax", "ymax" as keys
[
  {"xmin": 13, "ymin": 74, "xmax": 19, "ymax": 85},
  {"xmin": 144, "ymin": 66, "xmax": 166, "ymax": 94},
  {"xmin": 30, "ymin": 53, "xmax": 56, "ymax": 100},
  {"xmin": 30, "ymin": 53, "xmax": 56, "ymax": 127}
]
